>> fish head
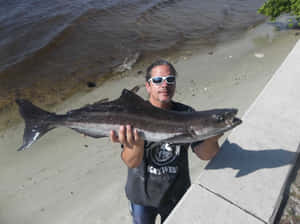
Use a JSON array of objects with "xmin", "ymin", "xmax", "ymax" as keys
[{"xmin": 190, "ymin": 108, "xmax": 242, "ymax": 138}]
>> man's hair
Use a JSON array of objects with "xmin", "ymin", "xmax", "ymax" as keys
[{"xmin": 145, "ymin": 59, "xmax": 177, "ymax": 82}]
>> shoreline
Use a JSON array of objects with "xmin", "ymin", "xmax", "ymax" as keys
[{"xmin": 0, "ymin": 21, "xmax": 299, "ymax": 224}]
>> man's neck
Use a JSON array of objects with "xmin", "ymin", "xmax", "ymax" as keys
[{"xmin": 149, "ymin": 100, "xmax": 173, "ymax": 110}]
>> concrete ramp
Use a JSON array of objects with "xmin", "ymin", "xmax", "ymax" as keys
[{"xmin": 165, "ymin": 40, "xmax": 300, "ymax": 224}]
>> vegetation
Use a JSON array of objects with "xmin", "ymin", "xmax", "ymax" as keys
[{"xmin": 258, "ymin": 0, "xmax": 300, "ymax": 21}]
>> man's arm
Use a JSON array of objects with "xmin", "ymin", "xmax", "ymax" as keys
[
  {"xmin": 192, "ymin": 135, "xmax": 222, "ymax": 160},
  {"xmin": 110, "ymin": 125, "xmax": 144, "ymax": 168}
]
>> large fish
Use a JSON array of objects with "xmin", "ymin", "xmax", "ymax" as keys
[{"xmin": 16, "ymin": 89, "xmax": 242, "ymax": 151}]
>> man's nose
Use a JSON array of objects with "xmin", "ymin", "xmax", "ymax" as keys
[{"xmin": 161, "ymin": 80, "xmax": 168, "ymax": 86}]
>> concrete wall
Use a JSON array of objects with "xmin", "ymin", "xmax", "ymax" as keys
[{"xmin": 165, "ymin": 40, "xmax": 300, "ymax": 224}]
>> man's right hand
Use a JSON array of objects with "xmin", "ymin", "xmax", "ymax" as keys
[
  {"xmin": 110, "ymin": 125, "xmax": 144, "ymax": 168},
  {"xmin": 110, "ymin": 125, "xmax": 144, "ymax": 149}
]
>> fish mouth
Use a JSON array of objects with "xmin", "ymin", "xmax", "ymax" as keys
[
  {"xmin": 225, "ymin": 117, "xmax": 242, "ymax": 127},
  {"xmin": 223, "ymin": 109, "xmax": 242, "ymax": 127}
]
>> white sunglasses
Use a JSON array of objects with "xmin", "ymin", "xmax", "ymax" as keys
[{"xmin": 148, "ymin": 76, "xmax": 176, "ymax": 85}]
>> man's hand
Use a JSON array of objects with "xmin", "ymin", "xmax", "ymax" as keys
[
  {"xmin": 110, "ymin": 125, "xmax": 144, "ymax": 168},
  {"xmin": 110, "ymin": 125, "xmax": 144, "ymax": 149},
  {"xmin": 192, "ymin": 134, "xmax": 223, "ymax": 160}
]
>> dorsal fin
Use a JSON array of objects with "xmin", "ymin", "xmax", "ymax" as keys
[
  {"xmin": 120, "ymin": 88, "xmax": 141, "ymax": 99},
  {"xmin": 68, "ymin": 89, "xmax": 152, "ymax": 114},
  {"xmin": 95, "ymin": 98, "xmax": 109, "ymax": 104},
  {"xmin": 117, "ymin": 89, "xmax": 148, "ymax": 106},
  {"xmin": 80, "ymin": 98, "xmax": 109, "ymax": 109},
  {"xmin": 129, "ymin": 85, "xmax": 140, "ymax": 93},
  {"xmin": 90, "ymin": 88, "xmax": 141, "ymax": 107},
  {"xmin": 115, "ymin": 89, "xmax": 159, "ymax": 113},
  {"xmin": 116, "ymin": 89, "xmax": 188, "ymax": 120}
]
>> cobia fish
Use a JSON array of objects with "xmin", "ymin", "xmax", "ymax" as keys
[{"xmin": 16, "ymin": 89, "xmax": 242, "ymax": 151}]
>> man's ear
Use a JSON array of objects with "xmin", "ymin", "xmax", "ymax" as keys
[{"xmin": 145, "ymin": 81, "xmax": 151, "ymax": 94}]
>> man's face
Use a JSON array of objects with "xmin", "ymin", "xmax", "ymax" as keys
[{"xmin": 145, "ymin": 64, "xmax": 176, "ymax": 108}]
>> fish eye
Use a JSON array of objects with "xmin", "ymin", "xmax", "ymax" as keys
[{"xmin": 212, "ymin": 114, "xmax": 224, "ymax": 122}]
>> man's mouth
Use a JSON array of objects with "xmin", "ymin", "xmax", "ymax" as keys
[
  {"xmin": 159, "ymin": 89, "xmax": 170, "ymax": 94},
  {"xmin": 159, "ymin": 91, "xmax": 170, "ymax": 96}
]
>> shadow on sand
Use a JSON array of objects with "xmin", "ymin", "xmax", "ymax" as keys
[{"xmin": 205, "ymin": 140, "xmax": 298, "ymax": 177}]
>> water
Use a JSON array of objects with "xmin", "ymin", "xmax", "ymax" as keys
[{"xmin": 0, "ymin": 0, "xmax": 265, "ymax": 109}]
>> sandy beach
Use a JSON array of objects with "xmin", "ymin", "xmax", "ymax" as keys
[{"xmin": 0, "ymin": 21, "xmax": 299, "ymax": 224}]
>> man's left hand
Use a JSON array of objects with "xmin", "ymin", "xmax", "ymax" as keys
[{"xmin": 192, "ymin": 134, "xmax": 223, "ymax": 160}]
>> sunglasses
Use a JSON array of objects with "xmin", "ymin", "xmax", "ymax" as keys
[{"xmin": 148, "ymin": 76, "xmax": 176, "ymax": 85}]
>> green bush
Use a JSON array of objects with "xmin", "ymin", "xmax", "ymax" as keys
[{"xmin": 258, "ymin": 0, "xmax": 300, "ymax": 20}]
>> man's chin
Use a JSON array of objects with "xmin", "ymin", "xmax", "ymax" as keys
[{"xmin": 159, "ymin": 97, "xmax": 172, "ymax": 103}]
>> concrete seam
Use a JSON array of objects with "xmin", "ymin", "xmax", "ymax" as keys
[{"xmin": 197, "ymin": 183, "xmax": 267, "ymax": 224}]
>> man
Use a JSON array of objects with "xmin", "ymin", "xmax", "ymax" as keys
[{"xmin": 110, "ymin": 59, "xmax": 221, "ymax": 224}]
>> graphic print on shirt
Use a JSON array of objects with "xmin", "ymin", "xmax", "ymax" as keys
[{"xmin": 146, "ymin": 143, "xmax": 181, "ymax": 176}]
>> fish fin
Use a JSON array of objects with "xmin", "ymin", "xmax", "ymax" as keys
[
  {"xmin": 116, "ymin": 89, "xmax": 176, "ymax": 117},
  {"xmin": 129, "ymin": 85, "xmax": 140, "ymax": 93},
  {"xmin": 70, "ymin": 89, "xmax": 146, "ymax": 114},
  {"xmin": 96, "ymin": 98, "xmax": 109, "ymax": 104},
  {"xmin": 118, "ymin": 89, "xmax": 150, "ymax": 109},
  {"xmin": 89, "ymin": 98, "xmax": 110, "ymax": 107},
  {"xmin": 16, "ymin": 99, "xmax": 56, "ymax": 151},
  {"xmin": 89, "ymin": 98, "xmax": 110, "ymax": 105},
  {"xmin": 67, "ymin": 97, "xmax": 111, "ymax": 114},
  {"xmin": 79, "ymin": 87, "xmax": 140, "ymax": 109},
  {"xmin": 71, "ymin": 128, "xmax": 106, "ymax": 138},
  {"xmin": 86, "ymin": 98, "xmax": 110, "ymax": 107}
]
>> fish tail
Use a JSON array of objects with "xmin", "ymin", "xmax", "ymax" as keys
[{"xmin": 16, "ymin": 99, "xmax": 56, "ymax": 151}]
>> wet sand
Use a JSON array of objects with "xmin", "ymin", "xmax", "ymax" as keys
[{"xmin": 0, "ymin": 22, "xmax": 299, "ymax": 224}]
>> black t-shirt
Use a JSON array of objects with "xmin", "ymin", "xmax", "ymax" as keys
[{"xmin": 125, "ymin": 101, "xmax": 200, "ymax": 208}]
